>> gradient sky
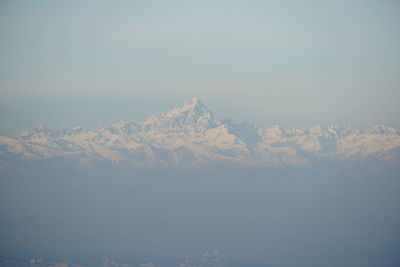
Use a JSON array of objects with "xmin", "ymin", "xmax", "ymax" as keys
[{"xmin": 1, "ymin": 0, "xmax": 399, "ymax": 136}]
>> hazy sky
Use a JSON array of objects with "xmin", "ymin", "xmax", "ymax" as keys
[{"xmin": 1, "ymin": 0, "xmax": 399, "ymax": 135}]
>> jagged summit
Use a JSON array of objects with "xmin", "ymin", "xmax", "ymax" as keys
[
  {"xmin": 19, "ymin": 124, "xmax": 60, "ymax": 139},
  {"xmin": 181, "ymin": 97, "xmax": 203, "ymax": 110},
  {"xmin": 165, "ymin": 98, "xmax": 210, "ymax": 118},
  {"xmin": 142, "ymin": 98, "xmax": 217, "ymax": 132},
  {"xmin": 365, "ymin": 125, "xmax": 398, "ymax": 136}
]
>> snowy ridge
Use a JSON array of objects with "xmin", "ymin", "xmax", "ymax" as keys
[{"xmin": 1, "ymin": 98, "xmax": 399, "ymax": 170}]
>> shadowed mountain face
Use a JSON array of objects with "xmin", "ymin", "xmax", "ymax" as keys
[{"xmin": 0, "ymin": 98, "xmax": 399, "ymax": 171}]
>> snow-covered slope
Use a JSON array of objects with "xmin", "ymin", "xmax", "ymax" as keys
[{"xmin": 1, "ymin": 98, "xmax": 399, "ymax": 170}]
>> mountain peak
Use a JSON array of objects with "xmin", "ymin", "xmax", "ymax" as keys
[
  {"xmin": 178, "ymin": 97, "xmax": 205, "ymax": 112},
  {"xmin": 19, "ymin": 124, "xmax": 60, "ymax": 139},
  {"xmin": 142, "ymin": 98, "xmax": 216, "ymax": 132},
  {"xmin": 189, "ymin": 97, "xmax": 200, "ymax": 105},
  {"xmin": 365, "ymin": 125, "xmax": 398, "ymax": 136}
]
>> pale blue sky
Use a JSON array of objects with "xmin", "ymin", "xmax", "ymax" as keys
[{"xmin": 1, "ymin": 0, "xmax": 399, "ymax": 135}]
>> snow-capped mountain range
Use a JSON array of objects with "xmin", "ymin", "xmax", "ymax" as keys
[{"xmin": 1, "ymin": 98, "xmax": 399, "ymax": 170}]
